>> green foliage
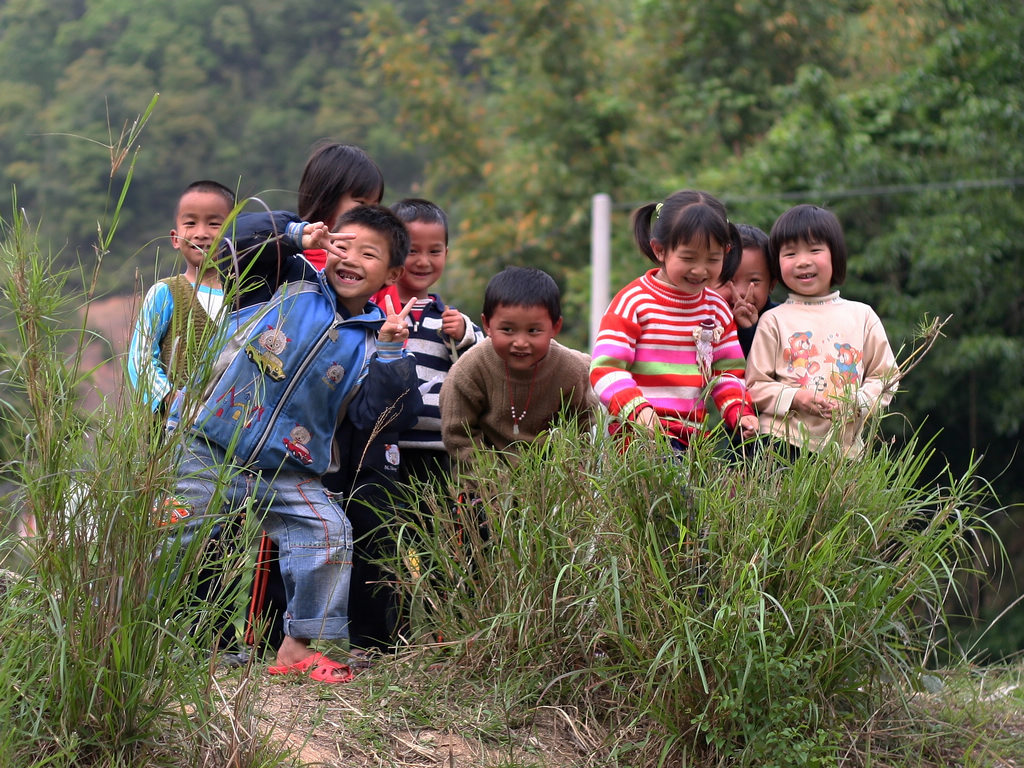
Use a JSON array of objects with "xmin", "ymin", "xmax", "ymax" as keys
[
  {"xmin": 388, "ymin": 415, "xmax": 998, "ymax": 765},
  {"xmin": 0, "ymin": 188, "xmax": 276, "ymax": 766}
]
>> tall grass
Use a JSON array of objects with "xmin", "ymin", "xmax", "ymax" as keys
[
  {"xmin": 390, "ymin": 415, "xmax": 1000, "ymax": 766},
  {"xmin": 0, "ymin": 120, "xmax": 280, "ymax": 764}
]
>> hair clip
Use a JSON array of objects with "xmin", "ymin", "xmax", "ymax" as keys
[{"xmin": 651, "ymin": 202, "xmax": 664, "ymax": 229}]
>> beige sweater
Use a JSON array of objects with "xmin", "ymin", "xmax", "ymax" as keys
[
  {"xmin": 746, "ymin": 292, "xmax": 898, "ymax": 457},
  {"xmin": 439, "ymin": 339, "xmax": 599, "ymax": 469}
]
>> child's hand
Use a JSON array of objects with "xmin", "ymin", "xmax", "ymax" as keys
[
  {"xmin": 634, "ymin": 405, "xmax": 660, "ymax": 436},
  {"xmin": 738, "ymin": 413, "xmax": 759, "ymax": 440},
  {"xmin": 731, "ymin": 284, "xmax": 759, "ymax": 329},
  {"xmin": 301, "ymin": 222, "xmax": 355, "ymax": 255},
  {"xmin": 792, "ymin": 390, "xmax": 834, "ymax": 420},
  {"xmin": 378, "ymin": 295, "xmax": 416, "ymax": 344},
  {"xmin": 440, "ymin": 307, "xmax": 467, "ymax": 342}
]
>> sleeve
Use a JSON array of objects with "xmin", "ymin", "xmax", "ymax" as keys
[
  {"xmin": 345, "ymin": 351, "xmax": 423, "ymax": 434},
  {"xmin": 439, "ymin": 356, "xmax": 487, "ymax": 467},
  {"xmin": 709, "ymin": 314, "xmax": 755, "ymax": 429},
  {"xmin": 589, "ymin": 305, "xmax": 649, "ymax": 421},
  {"xmin": 127, "ymin": 282, "xmax": 174, "ymax": 412},
  {"xmin": 855, "ymin": 309, "xmax": 898, "ymax": 414},
  {"xmin": 218, "ymin": 210, "xmax": 308, "ymax": 301},
  {"xmin": 745, "ymin": 314, "xmax": 798, "ymax": 418}
]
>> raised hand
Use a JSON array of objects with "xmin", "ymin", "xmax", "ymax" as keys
[
  {"xmin": 378, "ymin": 295, "xmax": 416, "ymax": 344},
  {"xmin": 731, "ymin": 283, "xmax": 759, "ymax": 329},
  {"xmin": 440, "ymin": 306, "xmax": 467, "ymax": 342}
]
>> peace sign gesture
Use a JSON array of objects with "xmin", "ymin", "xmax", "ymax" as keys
[{"xmin": 377, "ymin": 295, "xmax": 416, "ymax": 344}]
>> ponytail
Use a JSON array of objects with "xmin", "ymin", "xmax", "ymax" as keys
[{"xmin": 632, "ymin": 202, "xmax": 660, "ymax": 263}]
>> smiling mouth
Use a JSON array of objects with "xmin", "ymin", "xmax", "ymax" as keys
[{"xmin": 335, "ymin": 270, "xmax": 361, "ymax": 282}]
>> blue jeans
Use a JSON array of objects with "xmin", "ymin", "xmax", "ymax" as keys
[{"xmin": 169, "ymin": 437, "xmax": 353, "ymax": 642}]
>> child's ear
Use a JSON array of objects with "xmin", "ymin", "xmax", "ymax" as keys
[
  {"xmin": 480, "ymin": 313, "xmax": 491, "ymax": 336},
  {"xmin": 169, "ymin": 229, "xmax": 181, "ymax": 248},
  {"xmin": 383, "ymin": 266, "xmax": 404, "ymax": 287},
  {"xmin": 650, "ymin": 239, "xmax": 665, "ymax": 261},
  {"xmin": 552, "ymin": 317, "xmax": 563, "ymax": 336}
]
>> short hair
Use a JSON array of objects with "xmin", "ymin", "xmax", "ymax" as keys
[
  {"xmin": 334, "ymin": 204, "xmax": 409, "ymax": 268},
  {"xmin": 176, "ymin": 179, "xmax": 235, "ymax": 217},
  {"xmin": 297, "ymin": 142, "xmax": 384, "ymax": 225},
  {"xmin": 482, "ymin": 267, "xmax": 561, "ymax": 324},
  {"xmin": 391, "ymin": 198, "xmax": 449, "ymax": 244},
  {"xmin": 737, "ymin": 223, "xmax": 769, "ymax": 254},
  {"xmin": 719, "ymin": 223, "xmax": 770, "ymax": 285},
  {"xmin": 768, "ymin": 204, "xmax": 847, "ymax": 288},
  {"xmin": 632, "ymin": 189, "xmax": 742, "ymax": 273}
]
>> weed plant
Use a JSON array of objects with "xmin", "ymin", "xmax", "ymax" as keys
[
  {"xmin": 390, "ymin": 414, "xmax": 999, "ymax": 767},
  {"xmin": 0, "ymin": 110, "xmax": 278, "ymax": 764}
]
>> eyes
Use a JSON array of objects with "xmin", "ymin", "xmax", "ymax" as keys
[
  {"xmin": 780, "ymin": 242, "xmax": 827, "ymax": 259},
  {"xmin": 670, "ymin": 249, "xmax": 723, "ymax": 263},
  {"xmin": 337, "ymin": 243, "xmax": 381, "ymax": 260},
  {"xmin": 496, "ymin": 327, "xmax": 544, "ymax": 336},
  {"xmin": 180, "ymin": 218, "xmax": 224, "ymax": 230}
]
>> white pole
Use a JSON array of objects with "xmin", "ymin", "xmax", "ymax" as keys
[{"xmin": 590, "ymin": 193, "xmax": 611, "ymax": 353}]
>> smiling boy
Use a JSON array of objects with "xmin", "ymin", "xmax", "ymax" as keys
[
  {"xmin": 439, "ymin": 266, "xmax": 599, "ymax": 474},
  {"xmin": 164, "ymin": 203, "xmax": 422, "ymax": 683},
  {"xmin": 128, "ymin": 180, "xmax": 235, "ymax": 414}
]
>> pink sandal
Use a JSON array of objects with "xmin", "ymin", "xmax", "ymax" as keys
[{"xmin": 267, "ymin": 652, "xmax": 354, "ymax": 684}]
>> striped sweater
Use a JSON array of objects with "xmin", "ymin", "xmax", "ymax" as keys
[
  {"xmin": 372, "ymin": 284, "xmax": 482, "ymax": 452},
  {"xmin": 590, "ymin": 269, "xmax": 753, "ymax": 442}
]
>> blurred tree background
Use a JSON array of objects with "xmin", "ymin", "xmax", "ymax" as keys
[{"xmin": 1, "ymin": 0, "xmax": 1020, "ymax": 654}]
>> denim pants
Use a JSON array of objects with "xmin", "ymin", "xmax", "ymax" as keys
[{"xmin": 170, "ymin": 437, "xmax": 353, "ymax": 642}]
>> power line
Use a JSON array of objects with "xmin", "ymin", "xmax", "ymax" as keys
[{"xmin": 615, "ymin": 177, "xmax": 1024, "ymax": 209}]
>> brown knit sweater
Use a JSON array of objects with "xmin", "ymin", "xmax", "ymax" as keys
[{"xmin": 439, "ymin": 338, "xmax": 600, "ymax": 470}]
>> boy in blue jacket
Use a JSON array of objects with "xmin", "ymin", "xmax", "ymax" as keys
[{"xmin": 165, "ymin": 204, "xmax": 420, "ymax": 683}]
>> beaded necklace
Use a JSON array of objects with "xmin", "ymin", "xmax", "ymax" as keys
[{"xmin": 505, "ymin": 362, "xmax": 538, "ymax": 435}]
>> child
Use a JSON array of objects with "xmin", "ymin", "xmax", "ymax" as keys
[
  {"xmin": 439, "ymin": 266, "xmax": 599, "ymax": 474},
  {"xmin": 322, "ymin": 198, "xmax": 481, "ymax": 654},
  {"xmin": 297, "ymin": 142, "xmax": 385, "ymax": 270},
  {"xmin": 165, "ymin": 203, "xmax": 421, "ymax": 683},
  {"xmin": 715, "ymin": 223, "xmax": 779, "ymax": 357},
  {"xmin": 128, "ymin": 180, "xmax": 235, "ymax": 414},
  {"xmin": 230, "ymin": 142, "xmax": 385, "ymax": 654},
  {"xmin": 373, "ymin": 198, "xmax": 482, "ymax": 478},
  {"xmin": 590, "ymin": 189, "xmax": 758, "ymax": 448},
  {"xmin": 746, "ymin": 204, "xmax": 897, "ymax": 457}
]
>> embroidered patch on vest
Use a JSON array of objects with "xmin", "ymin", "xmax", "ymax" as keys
[
  {"xmin": 322, "ymin": 362, "xmax": 346, "ymax": 389},
  {"xmin": 283, "ymin": 425, "xmax": 314, "ymax": 465}
]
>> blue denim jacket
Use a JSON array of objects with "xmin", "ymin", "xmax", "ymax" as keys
[{"xmin": 174, "ymin": 210, "xmax": 421, "ymax": 475}]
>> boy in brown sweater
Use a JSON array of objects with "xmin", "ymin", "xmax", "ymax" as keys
[{"xmin": 439, "ymin": 266, "xmax": 599, "ymax": 476}]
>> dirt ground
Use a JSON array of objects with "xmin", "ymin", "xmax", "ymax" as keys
[{"xmin": 244, "ymin": 666, "xmax": 591, "ymax": 768}]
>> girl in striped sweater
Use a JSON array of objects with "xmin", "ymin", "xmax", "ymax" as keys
[{"xmin": 590, "ymin": 189, "xmax": 759, "ymax": 448}]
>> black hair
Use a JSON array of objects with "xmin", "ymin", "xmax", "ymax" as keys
[
  {"xmin": 391, "ymin": 198, "xmax": 449, "ymax": 244},
  {"xmin": 632, "ymin": 189, "xmax": 742, "ymax": 275},
  {"xmin": 738, "ymin": 223, "xmax": 769, "ymax": 254},
  {"xmin": 176, "ymin": 179, "xmax": 236, "ymax": 217},
  {"xmin": 297, "ymin": 142, "xmax": 385, "ymax": 226},
  {"xmin": 768, "ymin": 204, "xmax": 847, "ymax": 289},
  {"xmin": 482, "ymin": 266, "xmax": 561, "ymax": 324},
  {"xmin": 334, "ymin": 204, "xmax": 410, "ymax": 269}
]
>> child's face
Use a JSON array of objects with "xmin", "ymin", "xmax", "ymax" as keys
[
  {"xmin": 170, "ymin": 190, "xmax": 232, "ymax": 272},
  {"xmin": 329, "ymin": 190, "xmax": 383, "ymax": 230},
  {"xmin": 724, "ymin": 247, "xmax": 774, "ymax": 312},
  {"xmin": 778, "ymin": 238, "xmax": 833, "ymax": 297},
  {"xmin": 481, "ymin": 304, "xmax": 562, "ymax": 372},
  {"xmin": 652, "ymin": 237, "xmax": 725, "ymax": 295},
  {"xmin": 324, "ymin": 224, "xmax": 403, "ymax": 314},
  {"xmin": 397, "ymin": 220, "xmax": 448, "ymax": 299}
]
